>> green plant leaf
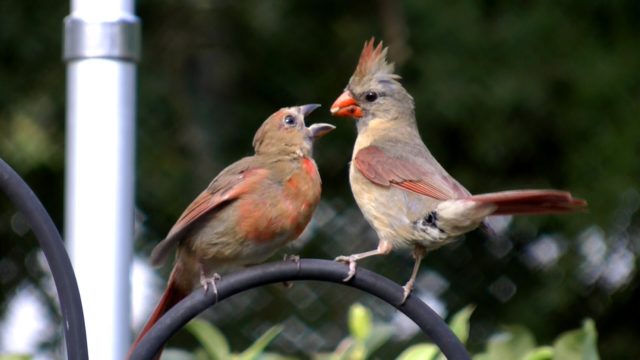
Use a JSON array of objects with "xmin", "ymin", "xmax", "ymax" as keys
[
  {"xmin": 161, "ymin": 348, "xmax": 198, "ymax": 360},
  {"xmin": 0, "ymin": 355, "xmax": 32, "ymax": 360},
  {"xmin": 348, "ymin": 303, "xmax": 372, "ymax": 342},
  {"xmin": 313, "ymin": 337, "xmax": 354, "ymax": 360},
  {"xmin": 522, "ymin": 346, "xmax": 553, "ymax": 360},
  {"xmin": 363, "ymin": 324, "xmax": 394, "ymax": 356},
  {"xmin": 396, "ymin": 344, "xmax": 439, "ymax": 360},
  {"xmin": 472, "ymin": 354, "xmax": 492, "ymax": 360},
  {"xmin": 258, "ymin": 353, "xmax": 300, "ymax": 360},
  {"xmin": 449, "ymin": 305, "xmax": 475, "ymax": 345},
  {"xmin": 348, "ymin": 344, "xmax": 367, "ymax": 360},
  {"xmin": 194, "ymin": 348, "xmax": 212, "ymax": 360},
  {"xmin": 485, "ymin": 325, "xmax": 536, "ymax": 360},
  {"xmin": 552, "ymin": 319, "xmax": 599, "ymax": 360},
  {"xmin": 312, "ymin": 351, "xmax": 344, "ymax": 360},
  {"xmin": 237, "ymin": 325, "xmax": 284, "ymax": 360},
  {"xmin": 185, "ymin": 319, "xmax": 230, "ymax": 360},
  {"xmin": 432, "ymin": 305, "xmax": 476, "ymax": 360}
]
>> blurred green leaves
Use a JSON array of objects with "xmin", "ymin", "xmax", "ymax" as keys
[
  {"xmin": 315, "ymin": 303, "xmax": 394, "ymax": 360},
  {"xmin": 397, "ymin": 305, "xmax": 474, "ymax": 360},
  {"xmin": 552, "ymin": 319, "xmax": 599, "ymax": 360},
  {"xmin": 474, "ymin": 319, "xmax": 599, "ymax": 360},
  {"xmin": 163, "ymin": 319, "xmax": 294, "ymax": 360},
  {"xmin": 0, "ymin": 303, "xmax": 600, "ymax": 359},
  {"xmin": 0, "ymin": 355, "xmax": 32, "ymax": 360},
  {"xmin": 394, "ymin": 305, "xmax": 599, "ymax": 360}
]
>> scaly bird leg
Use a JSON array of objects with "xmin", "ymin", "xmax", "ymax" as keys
[
  {"xmin": 335, "ymin": 240, "xmax": 393, "ymax": 282},
  {"xmin": 283, "ymin": 254, "xmax": 301, "ymax": 269},
  {"xmin": 200, "ymin": 265, "xmax": 221, "ymax": 302},
  {"xmin": 401, "ymin": 245, "xmax": 427, "ymax": 304}
]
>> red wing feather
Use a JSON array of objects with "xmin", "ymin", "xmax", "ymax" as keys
[
  {"xmin": 161, "ymin": 192, "xmax": 224, "ymax": 241},
  {"xmin": 393, "ymin": 180, "xmax": 450, "ymax": 200},
  {"xmin": 469, "ymin": 190, "xmax": 587, "ymax": 215},
  {"xmin": 150, "ymin": 166, "xmax": 269, "ymax": 266},
  {"xmin": 127, "ymin": 272, "xmax": 189, "ymax": 360},
  {"xmin": 354, "ymin": 146, "xmax": 465, "ymax": 200}
]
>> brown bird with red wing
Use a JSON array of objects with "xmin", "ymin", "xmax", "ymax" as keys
[{"xmin": 129, "ymin": 104, "xmax": 334, "ymax": 359}]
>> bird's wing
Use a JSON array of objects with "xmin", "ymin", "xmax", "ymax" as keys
[
  {"xmin": 354, "ymin": 145, "xmax": 469, "ymax": 200},
  {"xmin": 150, "ymin": 157, "xmax": 269, "ymax": 266}
]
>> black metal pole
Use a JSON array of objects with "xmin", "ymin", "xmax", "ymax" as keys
[
  {"xmin": 0, "ymin": 158, "xmax": 88, "ymax": 359},
  {"xmin": 130, "ymin": 259, "xmax": 470, "ymax": 360}
]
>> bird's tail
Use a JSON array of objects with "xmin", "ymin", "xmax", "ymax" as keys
[
  {"xmin": 468, "ymin": 189, "xmax": 587, "ymax": 215},
  {"xmin": 127, "ymin": 268, "xmax": 191, "ymax": 360}
]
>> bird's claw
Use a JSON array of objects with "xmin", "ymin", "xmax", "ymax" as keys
[
  {"xmin": 335, "ymin": 255, "xmax": 358, "ymax": 282},
  {"xmin": 401, "ymin": 280, "xmax": 414, "ymax": 305},
  {"xmin": 283, "ymin": 254, "xmax": 301, "ymax": 266},
  {"xmin": 201, "ymin": 273, "xmax": 221, "ymax": 302},
  {"xmin": 282, "ymin": 254, "xmax": 301, "ymax": 288}
]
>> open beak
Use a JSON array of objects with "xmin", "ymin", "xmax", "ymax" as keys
[
  {"xmin": 299, "ymin": 103, "xmax": 322, "ymax": 117},
  {"xmin": 308, "ymin": 123, "xmax": 336, "ymax": 139},
  {"xmin": 330, "ymin": 91, "xmax": 362, "ymax": 119}
]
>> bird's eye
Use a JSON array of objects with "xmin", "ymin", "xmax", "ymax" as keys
[
  {"xmin": 283, "ymin": 115, "xmax": 296, "ymax": 126},
  {"xmin": 365, "ymin": 91, "xmax": 378, "ymax": 102}
]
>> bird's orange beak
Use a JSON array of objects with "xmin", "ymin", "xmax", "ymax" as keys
[{"xmin": 330, "ymin": 91, "xmax": 362, "ymax": 119}]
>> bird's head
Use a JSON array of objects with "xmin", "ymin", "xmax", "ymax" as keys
[
  {"xmin": 253, "ymin": 104, "xmax": 335, "ymax": 157},
  {"xmin": 330, "ymin": 38, "xmax": 415, "ymax": 131}
]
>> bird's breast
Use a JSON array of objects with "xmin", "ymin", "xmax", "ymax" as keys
[
  {"xmin": 237, "ymin": 158, "xmax": 321, "ymax": 245},
  {"xmin": 349, "ymin": 160, "xmax": 449, "ymax": 248},
  {"xmin": 352, "ymin": 118, "xmax": 397, "ymax": 158}
]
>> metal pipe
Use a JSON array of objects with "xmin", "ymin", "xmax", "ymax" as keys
[{"xmin": 63, "ymin": 1, "xmax": 140, "ymax": 358}]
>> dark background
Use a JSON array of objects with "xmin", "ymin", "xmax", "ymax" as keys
[{"xmin": 1, "ymin": 0, "xmax": 639, "ymax": 358}]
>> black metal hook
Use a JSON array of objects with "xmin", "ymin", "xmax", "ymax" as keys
[
  {"xmin": 0, "ymin": 158, "xmax": 88, "ymax": 360},
  {"xmin": 129, "ymin": 259, "xmax": 470, "ymax": 360},
  {"xmin": 0, "ymin": 157, "xmax": 469, "ymax": 360}
]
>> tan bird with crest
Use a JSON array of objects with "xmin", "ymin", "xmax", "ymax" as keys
[{"xmin": 330, "ymin": 39, "xmax": 586, "ymax": 302}]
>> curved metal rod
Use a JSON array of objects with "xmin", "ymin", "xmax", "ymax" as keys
[
  {"xmin": 130, "ymin": 259, "xmax": 470, "ymax": 360},
  {"xmin": 0, "ymin": 158, "xmax": 88, "ymax": 359}
]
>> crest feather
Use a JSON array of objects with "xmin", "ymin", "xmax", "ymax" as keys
[{"xmin": 353, "ymin": 37, "xmax": 396, "ymax": 81}]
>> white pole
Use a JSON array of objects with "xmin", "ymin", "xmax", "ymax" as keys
[{"xmin": 63, "ymin": 0, "xmax": 140, "ymax": 358}]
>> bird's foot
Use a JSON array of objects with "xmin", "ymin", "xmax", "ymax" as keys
[
  {"xmin": 401, "ymin": 279, "xmax": 415, "ymax": 305},
  {"xmin": 335, "ymin": 255, "xmax": 358, "ymax": 282},
  {"xmin": 201, "ymin": 272, "xmax": 221, "ymax": 302},
  {"xmin": 283, "ymin": 253, "xmax": 301, "ymax": 265},
  {"xmin": 282, "ymin": 254, "xmax": 301, "ymax": 288}
]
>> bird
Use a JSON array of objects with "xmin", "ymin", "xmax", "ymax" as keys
[
  {"xmin": 329, "ymin": 38, "xmax": 587, "ymax": 303},
  {"xmin": 128, "ymin": 104, "xmax": 334, "ymax": 359}
]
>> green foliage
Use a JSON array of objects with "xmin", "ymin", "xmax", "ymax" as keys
[
  {"xmin": 315, "ymin": 303, "xmax": 394, "ymax": 360},
  {"xmin": 474, "ymin": 325, "xmax": 536, "ymax": 360},
  {"xmin": 392, "ymin": 304, "xmax": 599, "ymax": 360},
  {"xmin": 162, "ymin": 319, "xmax": 293, "ymax": 360},
  {"xmin": 396, "ymin": 344, "xmax": 439, "ymax": 360},
  {"xmin": 447, "ymin": 305, "xmax": 475, "ymax": 346},
  {"xmin": 474, "ymin": 319, "xmax": 599, "ymax": 360},
  {"xmin": 397, "ymin": 305, "xmax": 475, "ymax": 360},
  {"xmin": 0, "ymin": 355, "xmax": 32, "ymax": 360},
  {"xmin": 184, "ymin": 319, "xmax": 230, "ymax": 360},
  {"xmin": 348, "ymin": 303, "xmax": 372, "ymax": 342},
  {"xmin": 552, "ymin": 319, "xmax": 599, "ymax": 360},
  {"xmin": 156, "ymin": 303, "xmax": 601, "ymax": 360}
]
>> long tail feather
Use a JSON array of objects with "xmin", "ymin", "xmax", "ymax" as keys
[
  {"xmin": 468, "ymin": 189, "xmax": 587, "ymax": 216},
  {"xmin": 127, "ymin": 270, "xmax": 190, "ymax": 360}
]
